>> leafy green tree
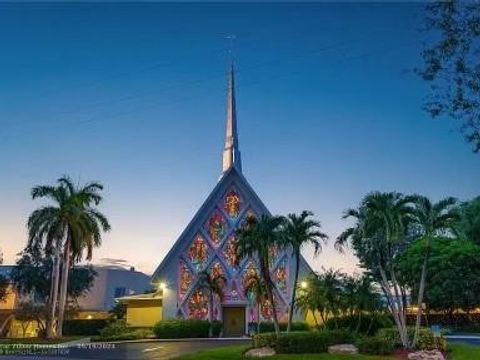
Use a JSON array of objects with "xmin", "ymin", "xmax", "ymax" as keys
[
  {"xmin": 243, "ymin": 273, "xmax": 267, "ymax": 334},
  {"xmin": 281, "ymin": 211, "xmax": 328, "ymax": 332},
  {"xmin": 11, "ymin": 246, "xmax": 96, "ymax": 301},
  {"xmin": 458, "ymin": 196, "xmax": 480, "ymax": 244},
  {"xmin": 28, "ymin": 176, "xmax": 110, "ymax": 337},
  {"xmin": 336, "ymin": 192, "xmax": 414, "ymax": 347},
  {"xmin": 398, "ymin": 237, "xmax": 480, "ymax": 314},
  {"xmin": 238, "ymin": 215, "xmax": 284, "ymax": 335},
  {"xmin": 409, "ymin": 196, "xmax": 459, "ymax": 346},
  {"xmin": 295, "ymin": 273, "xmax": 326, "ymax": 328},
  {"xmin": 13, "ymin": 300, "xmax": 47, "ymax": 338},
  {"xmin": 419, "ymin": 1, "xmax": 480, "ymax": 152},
  {"xmin": 197, "ymin": 270, "xmax": 226, "ymax": 338}
]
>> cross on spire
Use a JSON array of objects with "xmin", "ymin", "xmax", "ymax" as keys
[{"xmin": 222, "ymin": 62, "xmax": 242, "ymax": 174}]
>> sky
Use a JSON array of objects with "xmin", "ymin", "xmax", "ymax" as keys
[{"xmin": 0, "ymin": 2, "xmax": 479, "ymax": 275}]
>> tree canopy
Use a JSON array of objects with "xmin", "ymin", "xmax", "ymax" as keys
[
  {"xmin": 398, "ymin": 237, "xmax": 480, "ymax": 313},
  {"xmin": 10, "ymin": 246, "xmax": 96, "ymax": 302},
  {"xmin": 419, "ymin": 1, "xmax": 480, "ymax": 152}
]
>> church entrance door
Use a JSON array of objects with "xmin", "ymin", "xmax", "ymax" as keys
[{"xmin": 222, "ymin": 306, "xmax": 246, "ymax": 337}]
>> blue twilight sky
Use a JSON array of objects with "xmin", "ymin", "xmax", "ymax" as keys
[{"xmin": 1, "ymin": 2, "xmax": 479, "ymax": 274}]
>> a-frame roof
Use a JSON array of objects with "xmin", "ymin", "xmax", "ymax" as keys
[{"xmin": 151, "ymin": 166, "xmax": 314, "ymax": 281}]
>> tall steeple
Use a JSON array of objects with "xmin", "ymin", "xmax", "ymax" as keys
[{"xmin": 222, "ymin": 63, "xmax": 242, "ymax": 174}]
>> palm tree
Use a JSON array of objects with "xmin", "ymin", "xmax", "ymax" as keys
[
  {"xmin": 28, "ymin": 176, "xmax": 110, "ymax": 338},
  {"xmin": 281, "ymin": 211, "xmax": 328, "ymax": 332},
  {"xmin": 237, "ymin": 215, "xmax": 284, "ymax": 336},
  {"xmin": 335, "ymin": 191, "xmax": 414, "ymax": 348},
  {"xmin": 410, "ymin": 196, "xmax": 459, "ymax": 347},
  {"xmin": 197, "ymin": 270, "xmax": 226, "ymax": 337},
  {"xmin": 243, "ymin": 273, "xmax": 267, "ymax": 334}
]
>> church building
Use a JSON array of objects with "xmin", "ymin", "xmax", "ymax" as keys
[{"xmin": 120, "ymin": 65, "xmax": 313, "ymax": 336}]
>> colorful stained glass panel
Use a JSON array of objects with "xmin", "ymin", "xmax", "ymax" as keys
[
  {"xmin": 274, "ymin": 258, "xmax": 288, "ymax": 295},
  {"xmin": 224, "ymin": 189, "xmax": 242, "ymax": 219},
  {"xmin": 206, "ymin": 210, "xmax": 228, "ymax": 246},
  {"xmin": 187, "ymin": 234, "xmax": 209, "ymax": 271},
  {"xmin": 222, "ymin": 235, "xmax": 240, "ymax": 269},
  {"xmin": 187, "ymin": 288, "xmax": 208, "ymax": 319},
  {"xmin": 178, "ymin": 261, "xmax": 193, "ymax": 300}
]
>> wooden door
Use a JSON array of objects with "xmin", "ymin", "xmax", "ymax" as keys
[{"xmin": 222, "ymin": 306, "xmax": 245, "ymax": 337}]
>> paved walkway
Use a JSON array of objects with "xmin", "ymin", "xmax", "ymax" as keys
[
  {"xmin": 1, "ymin": 339, "xmax": 251, "ymax": 360},
  {"xmin": 446, "ymin": 334, "xmax": 480, "ymax": 346}
]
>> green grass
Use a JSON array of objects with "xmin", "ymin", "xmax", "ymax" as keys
[
  {"xmin": 449, "ymin": 343, "xmax": 480, "ymax": 360},
  {"xmin": 172, "ymin": 346, "xmax": 395, "ymax": 360}
]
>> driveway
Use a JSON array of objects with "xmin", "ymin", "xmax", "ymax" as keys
[{"xmin": 1, "ymin": 339, "xmax": 251, "ymax": 360}]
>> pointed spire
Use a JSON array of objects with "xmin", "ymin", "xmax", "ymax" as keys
[{"xmin": 222, "ymin": 63, "xmax": 242, "ymax": 174}]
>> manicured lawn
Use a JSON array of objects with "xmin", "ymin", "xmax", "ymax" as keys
[
  {"xmin": 172, "ymin": 346, "xmax": 395, "ymax": 360},
  {"xmin": 448, "ymin": 343, "xmax": 480, "ymax": 360}
]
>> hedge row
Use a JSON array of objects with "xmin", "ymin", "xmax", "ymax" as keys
[
  {"xmin": 254, "ymin": 329, "xmax": 355, "ymax": 354},
  {"xmin": 248, "ymin": 321, "xmax": 310, "ymax": 333},
  {"xmin": 153, "ymin": 319, "xmax": 222, "ymax": 338},
  {"xmin": 62, "ymin": 319, "xmax": 109, "ymax": 336},
  {"xmin": 378, "ymin": 327, "xmax": 447, "ymax": 352},
  {"xmin": 323, "ymin": 314, "xmax": 393, "ymax": 335}
]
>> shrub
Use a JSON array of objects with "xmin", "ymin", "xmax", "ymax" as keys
[
  {"xmin": 377, "ymin": 327, "xmax": 447, "ymax": 352},
  {"xmin": 152, "ymin": 319, "xmax": 222, "ymax": 338},
  {"xmin": 253, "ymin": 332, "xmax": 277, "ymax": 348},
  {"xmin": 95, "ymin": 328, "xmax": 153, "ymax": 342},
  {"xmin": 324, "ymin": 314, "xmax": 393, "ymax": 335},
  {"xmin": 62, "ymin": 319, "xmax": 109, "ymax": 336},
  {"xmin": 276, "ymin": 329, "xmax": 356, "ymax": 353},
  {"xmin": 357, "ymin": 336, "xmax": 394, "ymax": 355},
  {"xmin": 253, "ymin": 329, "xmax": 356, "ymax": 353},
  {"xmin": 98, "ymin": 320, "xmax": 129, "ymax": 338},
  {"xmin": 249, "ymin": 322, "xmax": 309, "ymax": 333}
]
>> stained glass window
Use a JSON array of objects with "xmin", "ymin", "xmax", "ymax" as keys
[
  {"xmin": 210, "ymin": 261, "xmax": 226, "ymax": 287},
  {"xmin": 275, "ymin": 258, "xmax": 288, "ymax": 294},
  {"xmin": 178, "ymin": 262, "xmax": 193, "ymax": 299},
  {"xmin": 224, "ymin": 189, "xmax": 242, "ymax": 219},
  {"xmin": 188, "ymin": 289, "xmax": 208, "ymax": 319},
  {"xmin": 241, "ymin": 209, "xmax": 257, "ymax": 228},
  {"xmin": 223, "ymin": 235, "xmax": 239, "ymax": 269},
  {"xmin": 242, "ymin": 261, "xmax": 258, "ymax": 291},
  {"xmin": 206, "ymin": 210, "xmax": 228, "ymax": 246},
  {"xmin": 260, "ymin": 299, "xmax": 274, "ymax": 320},
  {"xmin": 268, "ymin": 245, "xmax": 279, "ymax": 267},
  {"xmin": 187, "ymin": 234, "xmax": 209, "ymax": 271}
]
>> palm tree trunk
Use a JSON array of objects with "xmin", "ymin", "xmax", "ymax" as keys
[
  {"xmin": 287, "ymin": 254, "xmax": 300, "ymax": 333},
  {"xmin": 208, "ymin": 294, "xmax": 213, "ymax": 338},
  {"xmin": 413, "ymin": 241, "xmax": 430, "ymax": 347},
  {"xmin": 46, "ymin": 248, "xmax": 60, "ymax": 339},
  {"xmin": 261, "ymin": 260, "xmax": 280, "ymax": 335},
  {"xmin": 256, "ymin": 301, "xmax": 261, "ymax": 334},
  {"xmin": 56, "ymin": 238, "xmax": 71, "ymax": 338}
]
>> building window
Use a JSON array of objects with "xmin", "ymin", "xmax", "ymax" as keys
[{"xmin": 114, "ymin": 287, "xmax": 126, "ymax": 298}]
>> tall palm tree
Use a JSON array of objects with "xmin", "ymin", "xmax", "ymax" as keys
[
  {"xmin": 243, "ymin": 273, "xmax": 267, "ymax": 334},
  {"xmin": 410, "ymin": 195, "xmax": 459, "ymax": 347},
  {"xmin": 281, "ymin": 211, "xmax": 328, "ymax": 332},
  {"xmin": 28, "ymin": 176, "xmax": 110, "ymax": 338},
  {"xmin": 335, "ymin": 191, "xmax": 414, "ymax": 348},
  {"xmin": 237, "ymin": 215, "xmax": 284, "ymax": 336},
  {"xmin": 197, "ymin": 270, "xmax": 226, "ymax": 337}
]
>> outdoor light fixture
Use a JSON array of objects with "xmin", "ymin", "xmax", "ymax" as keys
[
  {"xmin": 300, "ymin": 281, "xmax": 308, "ymax": 289},
  {"xmin": 159, "ymin": 282, "xmax": 167, "ymax": 290}
]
